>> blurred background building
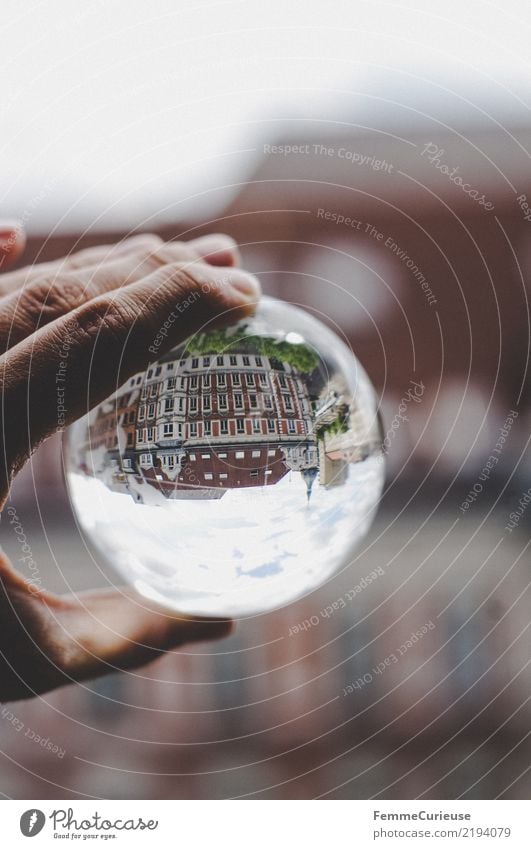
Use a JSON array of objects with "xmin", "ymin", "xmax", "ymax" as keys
[{"xmin": 0, "ymin": 0, "xmax": 530, "ymax": 800}]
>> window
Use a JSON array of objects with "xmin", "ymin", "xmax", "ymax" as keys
[
  {"xmin": 163, "ymin": 423, "xmax": 174, "ymax": 437},
  {"xmin": 167, "ymin": 362, "xmax": 174, "ymax": 370},
  {"xmin": 250, "ymin": 469, "xmax": 259, "ymax": 478},
  {"xmin": 190, "ymin": 376, "xmax": 198, "ymax": 390},
  {"xmin": 147, "ymin": 427, "xmax": 155, "ymax": 441},
  {"xmin": 189, "ymin": 453, "xmax": 196, "ymax": 461},
  {"xmin": 265, "ymin": 469, "xmax": 273, "ymax": 476},
  {"xmin": 252, "ymin": 450, "xmax": 261, "ymax": 458},
  {"xmin": 217, "ymin": 373, "xmax": 226, "ymax": 388},
  {"xmin": 189, "ymin": 397, "xmax": 198, "ymax": 413},
  {"xmin": 249, "ymin": 393, "xmax": 258, "ymax": 408},
  {"xmin": 177, "ymin": 423, "xmax": 183, "ymax": 438},
  {"xmin": 178, "ymin": 397, "xmax": 184, "ymax": 412},
  {"xmin": 268, "ymin": 449, "xmax": 276, "ymax": 457},
  {"xmin": 127, "ymin": 432, "xmax": 133, "ymax": 445},
  {"xmin": 219, "ymin": 394, "xmax": 228, "ymax": 410},
  {"xmin": 235, "ymin": 451, "xmax": 245, "ymax": 459},
  {"xmin": 201, "ymin": 453, "xmax": 211, "ymax": 460},
  {"xmin": 147, "ymin": 403, "xmax": 155, "ymax": 418},
  {"xmin": 164, "ymin": 398, "xmax": 174, "ymax": 412},
  {"xmin": 259, "ymin": 373, "xmax": 268, "ymax": 386},
  {"xmin": 236, "ymin": 419, "xmax": 245, "ymax": 434},
  {"xmin": 232, "ymin": 373, "xmax": 241, "ymax": 386},
  {"xmin": 220, "ymin": 420, "xmax": 229, "ymax": 435},
  {"xmin": 204, "ymin": 420, "xmax": 212, "ymax": 436},
  {"xmin": 204, "ymin": 473, "xmax": 213, "ymax": 481},
  {"xmin": 229, "ymin": 355, "xmax": 237, "ymax": 366},
  {"xmin": 123, "ymin": 458, "xmax": 133, "ymax": 469},
  {"xmin": 203, "ymin": 356, "xmax": 210, "ymax": 367},
  {"xmin": 242, "ymin": 355, "xmax": 250, "ymax": 366},
  {"xmin": 149, "ymin": 383, "xmax": 158, "ymax": 397},
  {"xmin": 288, "ymin": 420, "xmax": 297, "ymax": 433},
  {"xmin": 147, "ymin": 369, "xmax": 153, "ymax": 379},
  {"xmin": 267, "ymin": 419, "xmax": 276, "ymax": 433},
  {"xmin": 167, "ymin": 377, "xmax": 176, "ymax": 390},
  {"xmin": 284, "ymin": 395, "xmax": 294, "ymax": 412},
  {"xmin": 203, "ymin": 396, "xmax": 211, "ymax": 413},
  {"xmin": 138, "ymin": 405, "xmax": 146, "ymax": 421},
  {"xmin": 256, "ymin": 356, "xmax": 263, "ymax": 366},
  {"xmin": 264, "ymin": 394, "xmax": 273, "ymax": 409},
  {"xmin": 164, "ymin": 455, "xmax": 176, "ymax": 468},
  {"xmin": 189, "ymin": 422, "xmax": 197, "ymax": 437},
  {"xmin": 155, "ymin": 366, "xmax": 162, "ymax": 376},
  {"xmin": 279, "ymin": 374, "xmax": 287, "ymax": 389},
  {"xmin": 218, "ymin": 452, "xmax": 227, "ymax": 459},
  {"xmin": 234, "ymin": 393, "xmax": 243, "ymax": 409},
  {"xmin": 219, "ymin": 472, "xmax": 228, "ymax": 480},
  {"xmin": 202, "ymin": 375, "xmax": 211, "ymax": 389},
  {"xmin": 252, "ymin": 419, "xmax": 261, "ymax": 433},
  {"xmin": 191, "ymin": 358, "xmax": 199, "ymax": 369},
  {"xmin": 136, "ymin": 428, "xmax": 143, "ymax": 442},
  {"xmin": 140, "ymin": 453, "xmax": 152, "ymax": 464},
  {"xmin": 217, "ymin": 355, "xmax": 224, "ymax": 366}
]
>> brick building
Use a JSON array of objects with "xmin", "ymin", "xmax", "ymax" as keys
[{"xmin": 86, "ymin": 344, "xmax": 322, "ymax": 502}]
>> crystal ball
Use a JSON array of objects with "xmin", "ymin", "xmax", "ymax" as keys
[{"xmin": 64, "ymin": 297, "xmax": 384, "ymax": 616}]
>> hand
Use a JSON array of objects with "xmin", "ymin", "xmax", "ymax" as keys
[{"xmin": 0, "ymin": 223, "xmax": 261, "ymax": 701}]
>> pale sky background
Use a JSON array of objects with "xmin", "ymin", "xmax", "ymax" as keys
[{"xmin": 2, "ymin": 0, "xmax": 531, "ymax": 232}]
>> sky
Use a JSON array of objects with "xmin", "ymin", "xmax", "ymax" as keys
[
  {"xmin": 2, "ymin": 0, "xmax": 531, "ymax": 232},
  {"xmin": 66, "ymin": 455, "xmax": 384, "ymax": 617}
]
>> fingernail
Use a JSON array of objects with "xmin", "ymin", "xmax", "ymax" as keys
[
  {"xmin": 227, "ymin": 269, "xmax": 261, "ymax": 298},
  {"xmin": 0, "ymin": 223, "xmax": 25, "ymax": 260},
  {"xmin": 190, "ymin": 234, "xmax": 240, "ymax": 266},
  {"xmin": 0, "ymin": 228, "xmax": 19, "ymax": 246},
  {"xmin": 190, "ymin": 234, "xmax": 236, "ymax": 253}
]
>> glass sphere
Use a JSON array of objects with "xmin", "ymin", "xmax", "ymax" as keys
[{"xmin": 64, "ymin": 297, "xmax": 384, "ymax": 616}]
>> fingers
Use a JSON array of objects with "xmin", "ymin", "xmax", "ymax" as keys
[
  {"xmin": 0, "ymin": 551, "xmax": 232, "ymax": 700},
  {"xmin": 184, "ymin": 234, "xmax": 240, "ymax": 268},
  {"xmin": 0, "ymin": 234, "xmax": 241, "ymax": 349},
  {"xmin": 0, "ymin": 221, "xmax": 26, "ymax": 271},
  {"xmin": 56, "ymin": 588, "xmax": 233, "ymax": 684},
  {"xmin": 0, "ymin": 232, "xmax": 239, "ymax": 297},
  {"xmin": 0, "ymin": 260, "xmax": 260, "ymax": 490}
]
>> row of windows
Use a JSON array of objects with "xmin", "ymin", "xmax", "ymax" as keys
[
  {"xmin": 188, "ymin": 372, "xmax": 269, "ymax": 390},
  {"xmin": 136, "ymin": 417, "xmax": 301, "ymax": 443},
  {"xmin": 137, "ymin": 392, "xmax": 294, "ymax": 424},
  {"xmin": 128, "ymin": 353, "xmax": 298, "ymax": 394},
  {"xmin": 125, "ymin": 455, "xmax": 276, "ymax": 481},
  {"xmin": 139, "ymin": 371, "xmax": 274, "ymax": 399},
  {"xmin": 129, "ymin": 355, "xmax": 270, "ymax": 389},
  {"xmin": 187, "ymin": 448, "xmax": 277, "ymax": 461},
  {"xmin": 136, "ymin": 448, "xmax": 278, "ymax": 466},
  {"xmin": 201, "ymin": 469, "xmax": 273, "ymax": 481},
  {"xmin": 137, "ymin": 392, "xmax": 296, "ymax": 420},
  {"xmin": 190, "ymin": 354, "xmax": 264, "ymax": 369}
]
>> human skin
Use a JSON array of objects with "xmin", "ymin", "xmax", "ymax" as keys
[{"xmin": 0, "ymin": 224, "xmax": 261, "ymax": 701}]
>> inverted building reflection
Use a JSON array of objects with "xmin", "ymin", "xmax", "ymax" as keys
[{"xmin": 80, "ymin": 329, "xmax": 381, "ymax": 505}]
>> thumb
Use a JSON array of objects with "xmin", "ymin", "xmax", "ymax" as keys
[
  {"xmin": 0, "ymin": 221, "xmax": 26, "ymax": 269},
  {"xmin": 55, "ymin": 588, "xmax": 233, "ymax": 682}
]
